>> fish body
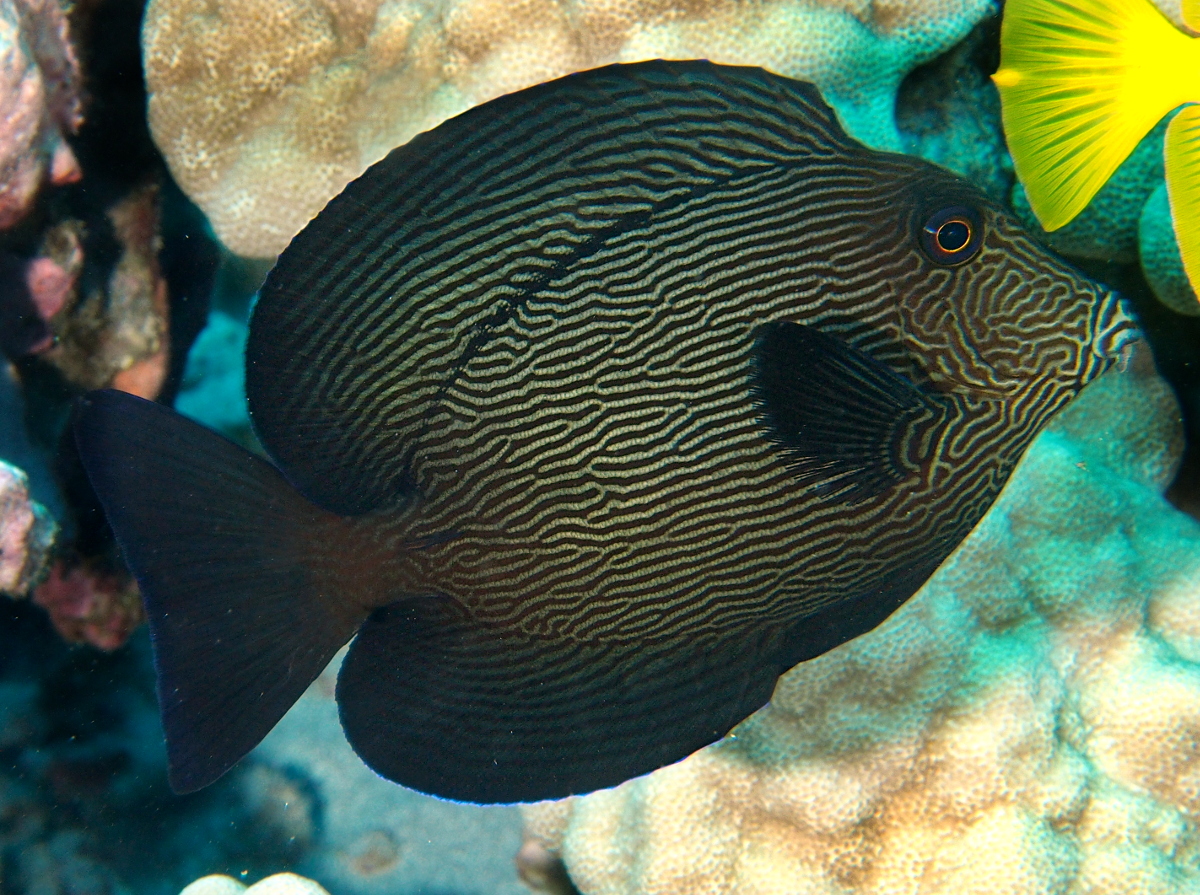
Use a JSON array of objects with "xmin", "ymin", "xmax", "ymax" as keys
[
  {"xmin": 74, "ymin": 60, "xmax": 1137, "ymax": 805},
  {"xmin": 993, "ymin": 0, "xmax": 1200, "ymax": 297}
]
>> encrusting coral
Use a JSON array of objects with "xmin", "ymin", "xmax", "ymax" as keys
[
  {"xmin": 141, "ymin": 0, "xmax": 995, "ymax": 257},
  {"xmin": 520, "ymin": 348, "xmax": 1200, "ymax": 895},
  {"xmin": 31, "ymin": 559, "xmax": 145, "ymax": 651},
  {"xmin": 1140, "ymin": 181, "xmax": 1199, "ymax": 316},
  {"xmin": 0, "ymin": 0, "xmax": 82, "ymax": 232},
  {"xmin": 0, "ymin": 460, "xmax": 54, "ymax": 596},
  {"xmin": 42, "ymin": 182, "xmax": 172, "ymax": 397}
]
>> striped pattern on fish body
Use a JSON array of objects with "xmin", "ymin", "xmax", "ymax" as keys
[
  {"xmin": 251, "ymin": 64, "xmax": 1126, "ymax": 642},
  {"xmin": 75, "ymin": 60, "xmax": 1139, "ymax": 806}
]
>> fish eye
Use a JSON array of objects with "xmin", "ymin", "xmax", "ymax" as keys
[{"xmin": 920, "ymin": 205, "xmax": 982, "ymax": 265}]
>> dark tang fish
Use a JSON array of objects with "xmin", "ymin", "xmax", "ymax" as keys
[{"xmin": 74, "ymin": 60, "xmax": 1138, "ymax": 804}]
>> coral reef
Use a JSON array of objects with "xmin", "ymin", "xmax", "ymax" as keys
[
  {"xmin": 0, "ymin": 459, "xmax": 54, "ymax": 595},
  {"xmin": 31, "ymin": 559, "xmax": 144, "ymax": 650},
  {"xmin": 249, "ymin": 649, "xmax": 529, "ymax": 895},
  {"xmin": 0, "ymin": 0, "xmax": 222, "ymax": 664},
  {"xmin": 181, "ymin": 873, "xmax": 329, "ymax": 895},
  {"xmin": 141, "ymin": 0, "xmax": 995, "ymax": 257},
  {"xmin": 0, "ymin": 360, "xmax": 61, "ymax": 517},
  {"xmin": 0, "ymin": 219, "xmax": 83, "ymax": 357},
  {"xmin": 1010, "ymin": 121, "xmax": 1166, "ymax": 267},
  {"xmin": 41, "ymin": 181, "xmax": 172, "ymax": 397},
  {"xmin": 0, "ymin": 0, "xmax": 82, "ymax": 231},
  {"xmin": 175, "ymin": 306, "xmax": 252, "ymax": 446},
  {"xmin": 521, "ymin": 348, "xmax": 1200, "ymax": 895},
  {"xmin": 1140, "ymin": 182, "xmax": 1199, "ymax": 316},
  {"xmin": 895, "ymin": 15, "xmax": 1011, "ymax": 203}
]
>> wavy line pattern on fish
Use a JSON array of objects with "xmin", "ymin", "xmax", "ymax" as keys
[{"xmin": 75, "ymin": 60, "xmax": 1137, "ymax": 805}]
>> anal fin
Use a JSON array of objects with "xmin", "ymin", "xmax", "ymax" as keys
[{"xmin": 336, "ymin": 597, "xmax": 780, "ymax": 804}]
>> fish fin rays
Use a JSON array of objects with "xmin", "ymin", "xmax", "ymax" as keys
[
  {"xmin": 994, "ymin": 0, "xmax": 1200, "ymax": 229},
  {"xmin": 1166, "ymin": 105, "xmax": 1200, "ymax": 300},
  {"xmin": 1186, "ymin": 0, "xmax": 1200, "ymax": 31},
  {"xmin": 752, "ymin": 321, "xmax": 945, "ymax": 503},
  {"xmin": 73, "ymin": 390, "xmax": 364, "ymax": 793},
  {"xmin": 336, "ymin": 597, "xmax": 779, "ymax": 803}
]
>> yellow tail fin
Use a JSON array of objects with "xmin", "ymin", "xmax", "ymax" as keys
[
  {"xmin": 994, "ymin": 0, "xmax": 1200, "ymax": 230},
  {"xmin": 1166, "ymin": 105, "xmax": 1200, "ymax": 303},
  {"xmin": 1185, "ymin": 0, "xmax": 1200, "ymax": 31}
]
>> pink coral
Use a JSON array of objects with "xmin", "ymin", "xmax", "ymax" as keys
[
  {"xmin": 0, "ymin": 0, "xmax": 83, "ymax": 231},
  {"xmin": 33, "ymin": 561, "xmax": 144, "ymax": 651},
  {"xmin": 0, "ymin": 459, "xmax": 54, "ymax": 595}
]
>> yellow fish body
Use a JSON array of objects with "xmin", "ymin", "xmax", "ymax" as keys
[{"xmin": 994, "ymin": 0, "xmax": 1200, "ymax": 296}]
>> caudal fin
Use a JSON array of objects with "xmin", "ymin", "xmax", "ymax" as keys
[
  {"xmin": 994, "ymin": 0, "xmax": 1200, "ymax": 229},
  {"xmin": 1166, "ymin": 105, "xmax": 1200, "ymax": 301},
  {"xmin": 73, "ymin": 390, "xmax": 365, "ymax": 792}
]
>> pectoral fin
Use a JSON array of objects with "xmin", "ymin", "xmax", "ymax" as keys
[{"xmin": 751, "ymin": 321, "xmax": 946, "ymax": 503}]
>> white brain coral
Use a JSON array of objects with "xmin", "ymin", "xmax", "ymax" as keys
[
  {"xmin": 521, "ymin": 348, "xmax": 1200, "ymax": 895},
  {"xmin": 141, "ymin": 0, "xmax": 995, "ymax": 256},
  {"xmin": 179, "ymin": 874, "xmax": 329, "ymax": 895}
]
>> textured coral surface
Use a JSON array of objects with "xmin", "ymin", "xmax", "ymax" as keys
[
  {"xmin": 522, "ymin": 349, "xmax": 1200, "ymax": 895},
  {"xmin": 141, "ymin": 0, "xmax": 994, "ymax": 256},
  {"xmin": 0, "ymin": 459, "xmax": 53, "ymax": 595},
  {"xmin": 0, "ymin": 0, "xmax": 81, "ymax": 231},
  {"xmin": 251, "ymin": 648, "xmax": 528, "ymax": 895}
]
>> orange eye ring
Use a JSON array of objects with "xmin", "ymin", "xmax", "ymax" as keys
[{"xmin": 920, "ymin": 205, "xmax": 982, "ymax": 265}]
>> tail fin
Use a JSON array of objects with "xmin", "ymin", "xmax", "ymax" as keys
[
  {"xmin": 1166, "ymin": 105, "xmax": 1200, "ymax": 301},
  {"xmin": 73, "ymin": 390, "xmax": 366, "ymax": 793},
  {"xmin": 993, "ymin": 0, "xmax": 1200, "ymax": 229}
]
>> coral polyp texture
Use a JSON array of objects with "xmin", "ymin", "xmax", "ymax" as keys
[
  {"xmin": 0, "ymin": 460, "xmax": 54, "ymax": 596},
  {"xmin": 141, "ymin": 0, "xmax": 994, "ymax": 257},
  {"xmin": 0, "ymin": 0, "xmax": 81, "ymax": 231},
  {"xmin": 521, "ymin": 350, "xmax": 1200, "ymax": 895}
]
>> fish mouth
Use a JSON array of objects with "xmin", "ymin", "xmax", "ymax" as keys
[{"xmin": 1091, "ymin": 290, "xmax": 1142, "ymax": 370}]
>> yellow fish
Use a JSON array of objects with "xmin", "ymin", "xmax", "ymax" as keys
[{"xmin": 993, "ymin": 0, "xmax": 1200, "ymax": 295}]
